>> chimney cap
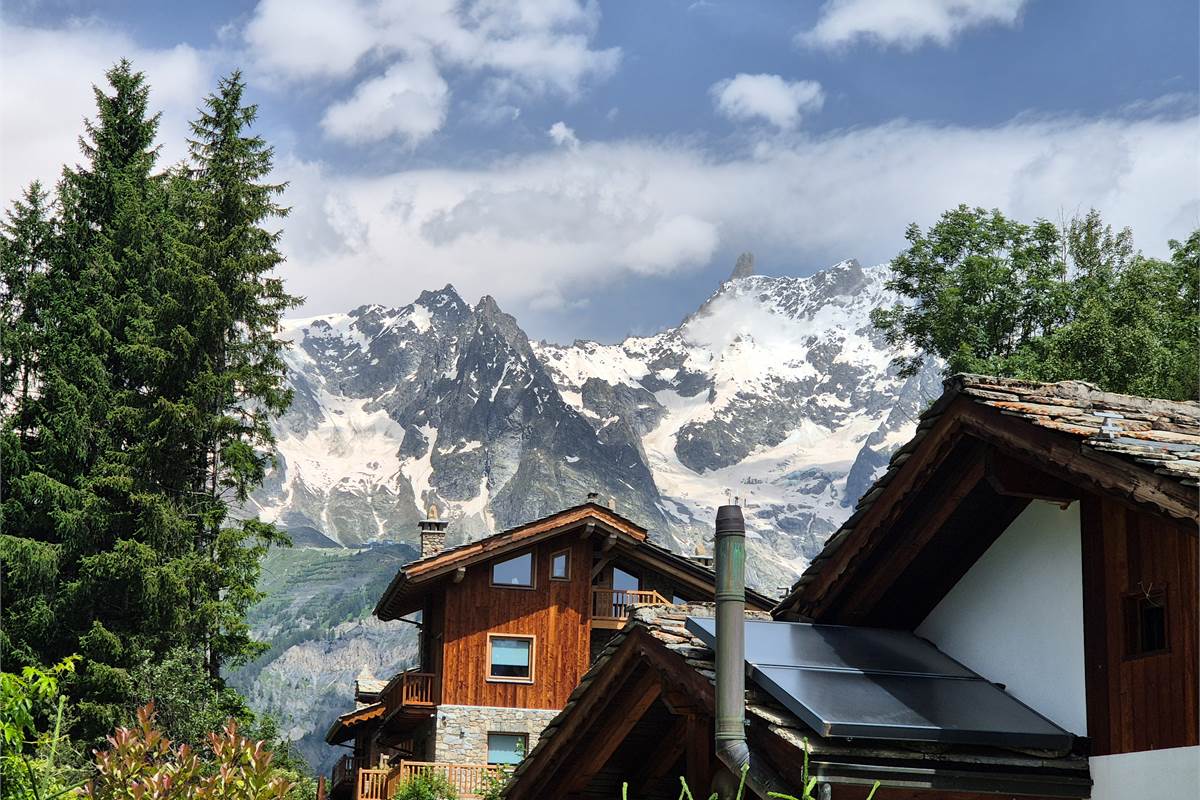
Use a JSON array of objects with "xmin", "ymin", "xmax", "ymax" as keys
[{"xmin": 586, "ymin": 491, "xmax": 600, "ymax": 502}]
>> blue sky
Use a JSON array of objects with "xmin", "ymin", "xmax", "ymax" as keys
[{"xmin": 2, "ymin": 1, "xmax": 1197, "ymax": 342}]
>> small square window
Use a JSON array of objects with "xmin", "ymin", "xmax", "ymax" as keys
[
  {"xmin": 488, "ymin": 635, "xmax": 534, "ymax": 682},
  {"xmin": 487, "ymin": 733, "xmax": 528, "ymax": 765},
  {"xmin": 492, "ymin": 553, "xmax": 533, "ymax": 588},
  {"xmin": 550, "ymin": 550, "xmax": 570, "ymax": 581},
  {"xmin": 1124, "ymin": 588, "xmax": 1168, "ymax": 657}
]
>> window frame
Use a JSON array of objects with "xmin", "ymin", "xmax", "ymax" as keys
[
  {"xmin": 1123, "ymin": 586, "xmax": 1169, "ymax": 659},
  {"xmin": 549, "ymin": 549, "xmax": 571, "ymax": 582},
  {"xmin": 486, "ymin": 732, "xmax": 529, "ymax": 765},
  {"xmin": 490, "ymin": 551, "xmax": 536, "ymax": 590},
  {"xmin": 486, "ymin": 633, "xmax": 536, "ymax": 684}
]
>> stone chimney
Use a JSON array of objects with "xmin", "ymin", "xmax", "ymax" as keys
[{"xmin": 419, "ymin": 504, "xmax": 448, "ymax": 558}]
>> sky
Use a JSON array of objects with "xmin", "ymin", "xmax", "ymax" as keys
[{"xmin": 2, "ymin": 0, "xmax": 1197, "ymax": 342}]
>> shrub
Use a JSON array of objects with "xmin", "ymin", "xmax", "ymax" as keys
[
  {"xmin": 82, "ymin": 703, "xmax": 295, "ymax": 800},
  {"xmin": 391, "ymin": 772, "xmax": 459, "ymax": 800}
]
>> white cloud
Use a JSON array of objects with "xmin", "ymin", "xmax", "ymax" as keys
[
  {"xmin": 244, "ymin": 0, "xmax": 376, "ymax": 79},
  {"xmin": 1, "ymin": 22, "xmax": 216, "ymax": 204},
  {"xmin": 275, "ymin": 108, "xmax": 1198, "ymax": 332},
  {"xmin": 547, "ymin": 121, "xmax": 580, "ymax": 149},
  {"xmin": 321, "ymin": 59, "xmax": 449, "ymax": 146},
  {"xmin": 710, "ymin": 74, "xmax": 825, "ymax": 130},
  {"xmin": 798, "ymin": 0, "xmax": 1029, "ymax": 50},
  {"xmin": 242, "ymin": 0, "xmax": 620, "ymax": 144}
]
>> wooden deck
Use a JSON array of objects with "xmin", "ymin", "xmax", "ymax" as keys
[{"xmin": 590, "ymin": 588, "xmax": 670, "ymax": 629}]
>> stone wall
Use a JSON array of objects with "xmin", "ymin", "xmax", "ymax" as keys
[{"xmin": 432, "ymin": 705, "xmax": 560, "ymax": 764}]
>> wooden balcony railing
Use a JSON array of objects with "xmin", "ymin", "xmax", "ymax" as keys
[
  {"xmin": 356, "ymin": 767, "xmax": 390, "ymax": 800},
  {"xmin": 391, "ymin": 760, "xmax": 505, "ymax": 799},
  {"xmin": 591, "ymin": 588, "xmax": 670, "ymax": 627},
  {"xmin": 381, "ymin": 668, "xmax": 437, "ymax": 713},
  {"xmin": 331, "ymin": 754, "xmax": 361, "ymax": 789}
]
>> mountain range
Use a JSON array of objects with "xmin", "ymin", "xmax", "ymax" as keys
[{"xmin": 230, "ymin": 255, "xmax": 941, "ymax": 773}]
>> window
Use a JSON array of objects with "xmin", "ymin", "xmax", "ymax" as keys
[
  {"xmin": 487, "ymin": 733, "xmax": 528, "ymax": 765},
  {"xmin": 488, "ymin": 635, "xmax": 534, "ymax": 682},
  {"xmin": 550, "ymin": 550, "xmax": 570, "ymax": 581},
  {"xmin": 1124, "ymin": 588, "xmax": 1168, "ymax": 657},
  {"xmin": 492, "ymin": 552, "xmax": 533, "ymax": 588}
]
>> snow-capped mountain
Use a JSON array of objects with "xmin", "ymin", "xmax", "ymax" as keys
[{"xmin": 233, "ymin": 255, "xmax": 941, "ymax": 772}]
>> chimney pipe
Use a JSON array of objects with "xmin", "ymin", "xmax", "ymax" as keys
[
  {"xmin": 419, "ymin": 504, "xmax": 448, "ymax": 559},
  {"xmin": 713, "ymin": 504, "xmax": 787, "ymax": 797}
]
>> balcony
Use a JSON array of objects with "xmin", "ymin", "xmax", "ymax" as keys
[
  {"xmin": 380, "ymin": 668, "xmax": 437, "ymax": 715},
  {"xmin": 356, "ymin": 761, "xmax": 504, "ymax": 800},
  {"xmin": 331, "ymin": 754, "xmax": 362, "ymax": 793},
  {"xmin": 590, "ymin": 588, "xmax": 670, "ymax": 629}
]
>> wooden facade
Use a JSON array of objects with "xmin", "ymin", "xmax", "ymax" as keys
[
  {"xmin": 438, "ymin": 535, "xmax": 593, "ymax": 709},
  {"xmin": 1081, "ymin": 495, "xmax": 1199, "ymax": 755}
]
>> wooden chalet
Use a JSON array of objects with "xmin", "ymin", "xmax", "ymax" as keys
[
  {"xmin": 324, "ymin": 501, "xmax": 776, "ymax": 799},
  {"xmin": 504, "ymin": 375, "xmax": 1199, "ymax": 799}
]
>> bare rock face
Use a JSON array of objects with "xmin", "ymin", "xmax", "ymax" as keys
[
  {"xmin": 730, "ymin": 251, "xmax": 756, "ymax": 280},
  {"xmin": 237, "ymin": 254, "xmax": 938, "ymax": 772}
]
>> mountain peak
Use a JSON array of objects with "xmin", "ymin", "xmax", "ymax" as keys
[
  {"xmin": 729, "ymin": 252, "xmax": 755, "ymax": 281},
  {"xmin": 416, "ymin": 283, "xmax": 465, "ymax": 308}
]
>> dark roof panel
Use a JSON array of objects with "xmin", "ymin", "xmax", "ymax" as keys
[{"xmin": 686, "ymin": 616, "xmax": 1074, "ymax": 752}]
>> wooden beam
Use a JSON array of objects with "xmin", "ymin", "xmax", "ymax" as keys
[
  {"xmin": 685, "ymin": 714, "xmax": 712, "ymax": 794},
  {"xmin": 601, "ymin": 532, "xmax": 618, "ymax": 552},
  {"xmin": 986, "ymin": 450, "xmax": 1078, "ymax": 505},
  {"xmin": 958, "ymin": 402, "xmax": 1198, "ymax": 522},
  {"xmin": 630, "ymin": 715, "xmax": 689, "ymax": 793},
  {"xmin": 451, "ymin": 566, "xmax": 466, "ymax": 583},
  {"xmin": 828, "ymin": 442, "xmax": 988, "ymax": 622},
  {"xmin": 590, "ymin": 554, "xmax": 613, "ymax": 581},
  {"xmin": 565, "ymin": 669, "xmax": 663, "ymax": 792}
]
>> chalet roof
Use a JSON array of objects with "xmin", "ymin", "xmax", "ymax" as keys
[
  {"xmin": 775, "ymin": 374, "xmax": 1200, "ymax": 619},
  {"xmin": 324, "ymin": 701, "xmax": 385, "ymax": 745},
  {"xmin": 374, "ymin": 501, "xmax": 776, "ymax": 619},
  {"xmin": 941, "ymin": 374, "xmax": 1200, "ymax": 485},
  {"xmin": 504, "ymin": 604, "xmax": 1091, "ymax": 799}
]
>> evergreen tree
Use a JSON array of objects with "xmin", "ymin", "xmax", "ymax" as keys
[
  {"xmin": 1, "ymin": 61, "xmax": 299, "ymax": 745},
  {"xmin": 872, "ymin": 205, "xmax": 1199, "ymax": 400},
  {"xmin": 175, "ymin": 69, "xmax": 301, "ymax": 679}
]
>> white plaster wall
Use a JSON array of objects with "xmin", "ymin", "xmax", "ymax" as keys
[
  {"xmin": 915, "ymin": 500, "xmax": 1087, "ymax": 734},
  {"xmin": 1089, "ymin": 746, "xmax": 1200, "ymax": 799}
]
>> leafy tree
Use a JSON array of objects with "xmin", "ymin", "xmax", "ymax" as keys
[
  {"xmin": 1, "ymin": 656, "xmax": 87, "ymax": 800},
  {"xmin": 872, "ymin": 205, "xmax": 1199, "ymax": 400}
]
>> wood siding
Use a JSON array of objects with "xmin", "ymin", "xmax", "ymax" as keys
[
  {"xmin": 1081, "ymin": 494, "xmax": 1199, "ymax": 754},
  {"xmin": 438, "ymin": 535, "xmax": 592, "ymax": 709}
]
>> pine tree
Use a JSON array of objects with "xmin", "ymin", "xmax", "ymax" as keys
[
  {"xmin": 176, "ymin": 69, "xmax": 301, "ymax": 679},
  {"xmin": 1, "ymin": 61, "xmax": 300, "ymax": 744}
]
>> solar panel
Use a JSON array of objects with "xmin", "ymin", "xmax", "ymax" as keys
[{"xmin": 685, "ymin": 617, "xmax": 1074, "ymax": 750}]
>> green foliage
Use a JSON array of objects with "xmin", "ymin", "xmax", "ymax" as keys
[
  {"xmin": 391, "ymin": 772, "xmax": 460, "ymax": 800},
  {"xmin": 1, "ymin": 657, "xmax": 88, "ymax": 800},
  {"xmin": 871, "ymin": 205, "xmax": 1199, "ymax": 400},
  {"xmin": 82, "ymin": 703, "xmax": 294, "ymax": 800},
  {"xmin": 0, "ymin": 57, "xmax": 301, "ymax": 757}
]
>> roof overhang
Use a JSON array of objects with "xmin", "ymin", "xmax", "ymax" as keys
[
  {"xmin": 324, "ymin": 701, "xmax": 385, "ymax": 745},
  {"xmin": 374, "ymin": 503, "xmax": 649, "ymax": 620},
  {"xmin": 775, "ymin": 378, "xmax": 1200, "ymax": 623}
]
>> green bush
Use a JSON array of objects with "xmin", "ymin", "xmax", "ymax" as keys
[{"xmin": 391, "ymin": 772, "xmax": 459, "ymax": 800}]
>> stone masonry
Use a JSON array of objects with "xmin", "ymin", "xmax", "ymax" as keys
[{"xmin": 433, "ymin": 705, "xmax": 560, "ymax": 764}]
